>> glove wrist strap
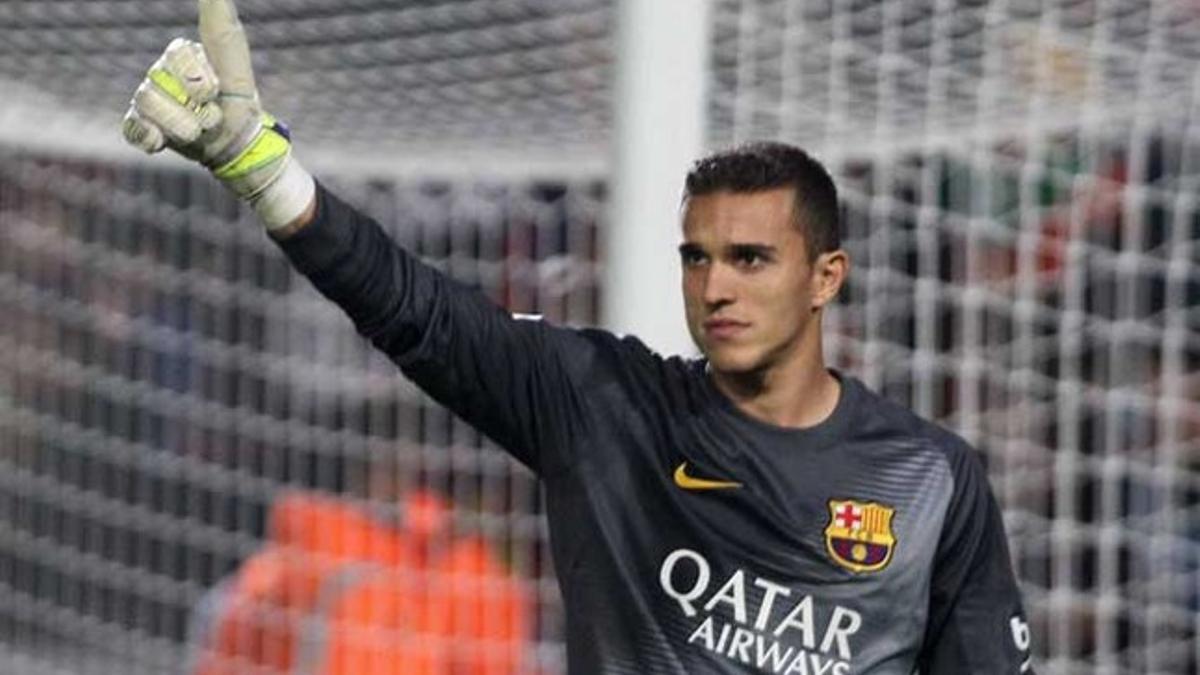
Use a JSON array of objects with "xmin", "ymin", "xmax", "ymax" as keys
[{"xmin": 250, "ymin": 156, "xmax": 316, "ymax": 231}]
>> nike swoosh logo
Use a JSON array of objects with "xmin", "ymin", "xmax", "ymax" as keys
[{"xmin": 674, "ymin": 462, "xmax": 742, "ymax": 490}]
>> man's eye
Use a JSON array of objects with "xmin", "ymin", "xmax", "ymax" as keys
[
  {"xmin": 735, "ymin": 251, "xmax": 766, "ymax": 267},
  {"xmin": 681, "ymin": 250, "xmax": 707, "ymax": 266}
]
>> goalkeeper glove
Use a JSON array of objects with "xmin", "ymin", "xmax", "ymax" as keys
[{"xmin": 121, "ymin": 0, "xmax": 314, "ymax": 230}]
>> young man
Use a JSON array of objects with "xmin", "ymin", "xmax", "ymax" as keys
[{"xmin": 121, "ymin": 2, "xmax": 1036, "ymax": 672}]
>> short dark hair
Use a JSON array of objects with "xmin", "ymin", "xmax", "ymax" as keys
[{"xmin": 683, "ymin": 142, "xmax": 840, "ymax": 259}]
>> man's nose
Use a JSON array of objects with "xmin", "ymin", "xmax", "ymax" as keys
[{"xmin": 702, "ymin": 263, "xmax": 736, "ymax": 306}]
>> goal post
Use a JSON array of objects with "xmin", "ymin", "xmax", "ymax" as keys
[{"xmin": 603, "ymin": 0, "xmax": 710, "ymax": 357}]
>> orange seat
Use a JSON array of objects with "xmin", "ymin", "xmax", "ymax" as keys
[
  {"xmin": 319, "ymin": 536, "xmax": 529, "ymax": 675},
  {"xmin": 190, "ymin": 546, "xmax": 343, "ymax": 675},
  {"xmin": 190, "ymin": 490, "xmax": 527, "ymax": 675}
]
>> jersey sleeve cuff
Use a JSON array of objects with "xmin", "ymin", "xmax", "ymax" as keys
[{"xmin": 271, "ymin": 180, "xmax": 354, "ymax": 277}]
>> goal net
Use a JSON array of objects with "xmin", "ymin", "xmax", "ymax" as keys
[
  {"xmin": 708, "ymin": 2, "xmax": 1200, "ymax": 673},
  {"xmin": 1, "ymin": 1, "xmax": 1198, "ymax": 674}
]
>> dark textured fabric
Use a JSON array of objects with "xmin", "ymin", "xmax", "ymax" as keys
[{"xmin": 276, "ymin": 184, "xmax": 1035, "ymax": 674}]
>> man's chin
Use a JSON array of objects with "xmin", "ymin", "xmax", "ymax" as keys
[{"xmin": 702, "ymin": 347, "xmax": 762, "ymax": 376}]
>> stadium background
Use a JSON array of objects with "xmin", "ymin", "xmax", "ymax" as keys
[{"xmin": 1, "ymin": 0, "xmax": 1198, "ymax": 673}]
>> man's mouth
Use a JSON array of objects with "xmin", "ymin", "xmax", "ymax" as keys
[{"xmin": 703, "ymin": 318, "xmax": 749, "ymax": 339}]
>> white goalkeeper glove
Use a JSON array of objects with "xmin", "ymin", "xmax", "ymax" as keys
[{"xmin": 121, "ymin": 0, "xmax": 314, "ymax": 230}]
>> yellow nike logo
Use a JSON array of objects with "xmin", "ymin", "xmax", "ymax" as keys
[{"xmin": 673, "ymin": 462, "xmax": 742, "ymax": 490}]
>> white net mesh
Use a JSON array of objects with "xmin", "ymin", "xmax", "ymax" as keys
[
  {"xmin": 2, "ymin": 0, "xmax": 613, "ymax": 173},
  {"xmin": 709, "ymin": 0, "xmax": 1200, "ymax": 156},
  {"xmin": 711, "ymin": 1, "xmax": 1200, "ymax": 673},
  {"xmin": 0, "ymin": 156, "xmax": 603, "ymax": 674},
  {"xmin": 2, "ymin": 1, "xmax": 1199, "ymax": 674}
]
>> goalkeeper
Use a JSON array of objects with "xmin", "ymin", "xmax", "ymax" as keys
[{"xmin": 122, "ymin": 1, "xmax": 1036, "ymax": 673}]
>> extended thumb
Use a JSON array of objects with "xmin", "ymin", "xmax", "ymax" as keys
[{"xmin": 198, "ymin": 0, "xmax": 257, "ymax": 97}]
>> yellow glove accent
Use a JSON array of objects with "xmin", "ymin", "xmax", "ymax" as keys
[
  {"xmin": 148, "ymin": 68, "xmax": 191, "ymax": 106},
  {"xmin": 212, "ymin": 119, "xmax": 290, "ymax": 182}
]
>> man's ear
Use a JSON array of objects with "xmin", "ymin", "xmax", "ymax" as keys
[{"xmin": 811, "ymin": 249, "xmax": 849, "ymax": 310}]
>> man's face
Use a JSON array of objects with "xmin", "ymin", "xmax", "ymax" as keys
[{"xmin": 680, "ymin": 187, "xmax": 836, "ymax": 376}]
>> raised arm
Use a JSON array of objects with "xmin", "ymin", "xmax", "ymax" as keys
[
  {"xmin": 274, "ymin": 183, "xmax": 601, "ymax": 473},
  {"xmin": 120, "ymin": 0, "xmax": 610, "ymax": 474}
]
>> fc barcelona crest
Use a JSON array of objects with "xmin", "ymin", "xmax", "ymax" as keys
[{"xmin": 824, "ymin": 499, "xmax": 897, "ymax": 573}]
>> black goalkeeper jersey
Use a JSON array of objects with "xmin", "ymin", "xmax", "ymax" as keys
[{"xmin": 276, "ymin": 184, "xmax": 1036, "ymax": 675}]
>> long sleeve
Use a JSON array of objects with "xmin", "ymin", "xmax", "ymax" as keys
[{"xmin": 274, "ymin": 182, "xmax": 602, "ymax": 475}]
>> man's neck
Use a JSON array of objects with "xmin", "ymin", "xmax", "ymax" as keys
[{"xmin": 710, "ymin": 353, "xmax": 841, "ymax": 430}]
